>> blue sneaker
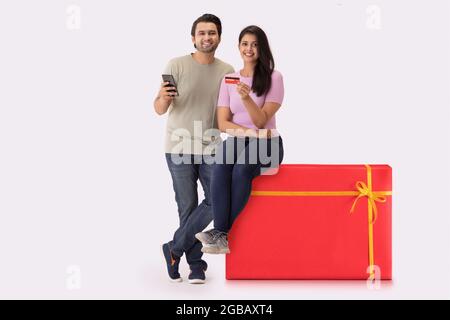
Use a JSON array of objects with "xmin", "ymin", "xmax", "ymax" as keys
[
  {"xmin": 162, "ymin": 243, "xmax": 182, "ymax": 282},
  {"xmin": 188, "ymin": 266, "xmax": 207, "ymax": 284}
]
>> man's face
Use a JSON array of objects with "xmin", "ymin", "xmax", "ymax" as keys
[{"xmin": 192, "ymin": 22, "xmax": 220, "ymax": 53}]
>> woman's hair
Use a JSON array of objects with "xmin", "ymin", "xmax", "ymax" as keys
[{"xmin": 239, "ymin": 25, "xmax": 274, "ymax": 97}]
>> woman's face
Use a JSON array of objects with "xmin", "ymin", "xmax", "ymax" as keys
[{"xmin": 239, "ymin": 33, "xmax": 259, "ymax": 64}]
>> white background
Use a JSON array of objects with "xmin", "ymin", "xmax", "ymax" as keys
[{"xmin": 0, "ymin": 0, "xmax": 449, "ymax": 299}]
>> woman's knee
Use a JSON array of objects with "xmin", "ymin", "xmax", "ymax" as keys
[{"xmin": 232, "ymin": 164, "xmax": 258, "ymax": 180}]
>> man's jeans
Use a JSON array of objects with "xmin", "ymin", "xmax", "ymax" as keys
[{"xmin": 165, "ymin": 153, "xmax": 213, "ymax": 270}]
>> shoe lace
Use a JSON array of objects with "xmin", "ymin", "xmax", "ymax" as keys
[{"xmin": 212, "ymin": 231, "xmax": 228, "ymax": 243}]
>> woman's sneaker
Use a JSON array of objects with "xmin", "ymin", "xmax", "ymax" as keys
[
  {"xmin": 195, "ymin": 228, "xmax": 220, "ymax": 244},
  {"xmin": 198, "ymin": 230, "xmax": 230, "ymax": 254}
]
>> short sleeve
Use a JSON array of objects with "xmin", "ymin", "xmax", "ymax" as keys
[
  {"xmin": 264, "ymin": 71, "xmax": 284, "ymax": 105},
  {"xmin": 217, "ymin": 77, "xmax": 230, "ymax": 107},
  {"xmin": 163, "ymin": 59, "xmax": 179, "ymax": 84},
  {"xmin": 163, "ymin": 60, "xmax": 173, "ymax": 75}
]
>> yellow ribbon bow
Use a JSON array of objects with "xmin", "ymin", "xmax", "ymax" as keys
[{"xmin": 350, "ymin": 181, "xmax": 388, "ymax": 224}]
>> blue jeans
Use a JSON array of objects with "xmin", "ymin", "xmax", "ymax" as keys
[
  {"xmin": 165, "ymin": 153, "xmax": 213, "ymax": 270},
  {"xmin": 211, "ymin": 136, "xmax": 284, "ymax": 233}
]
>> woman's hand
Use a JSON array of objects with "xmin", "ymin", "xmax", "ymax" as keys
[{"xmin": 236, "ymin": 82, "xmax": 251, "ymax": 100}]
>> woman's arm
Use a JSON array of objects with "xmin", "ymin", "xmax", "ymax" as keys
[
  {"xmin": 237, "ymin": 83, "xmax": 281, "ymax": 129},
  {"xmin": 217, "ymin": 107, "xmax": 257, "ymax": 137}
]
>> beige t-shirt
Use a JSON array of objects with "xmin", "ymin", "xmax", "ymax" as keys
[{"xmin": 163, "ymin": 54, "xmax": 234, "ymax": 155}]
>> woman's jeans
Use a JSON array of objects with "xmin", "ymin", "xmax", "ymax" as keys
[{"xmin": 211, "ymin": 136, "xmax": 284, "ymax": 233}]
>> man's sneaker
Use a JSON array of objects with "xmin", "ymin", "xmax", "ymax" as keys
[
  {"xmin": 200, "ymin": 230, "xmax": 230, "ymax": 254},
  {"xmin": 161, "ymin": 243, "xmax": 182, "ymax": 282},
  {"xmin": 188, "ymin": 266, "xmax": 207, "ymax": 284}
]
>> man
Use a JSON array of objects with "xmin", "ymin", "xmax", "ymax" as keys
[{"xmin": 154, "ymin": 14, "xmax": 234, "ymax": 284}]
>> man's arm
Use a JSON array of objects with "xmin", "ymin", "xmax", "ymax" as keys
[{"xmin": 154, "ymin": 81, "xmax": 176, "ymax": 115}]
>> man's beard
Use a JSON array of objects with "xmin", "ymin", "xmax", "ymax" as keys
[{"xmin": 196, "ymin": 43, "xmax": 218, "ymax": 53}]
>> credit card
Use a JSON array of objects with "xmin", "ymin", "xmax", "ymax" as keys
[{"xmin": 225, "ymin": 76, "xmax": 240, "ymax": 84}]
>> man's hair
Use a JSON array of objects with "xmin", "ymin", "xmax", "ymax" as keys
[{"xmin": 191, "ymin": 14, "xmax": 222, "ymax": 37}]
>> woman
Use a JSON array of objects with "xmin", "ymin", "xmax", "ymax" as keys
[{"xmin": 195, "ymin": 25, "xmax": 285, "ymax": 254}]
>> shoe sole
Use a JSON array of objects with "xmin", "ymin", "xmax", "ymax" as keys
[
  {"xmin": 201, "ymin": 244, "xmax": 230, "ymax": 254},
  {"xmin": 188, "ymin": 279, "xmax": 206, "ymax": 284},
  {"xmin": 160, "ymin": 245, "xmax": 182, "ymax": 283}
]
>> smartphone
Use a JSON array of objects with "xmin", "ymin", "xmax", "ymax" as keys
[{"xmin": 162, "ymin": 74, "xmax": 179, "ymax": 96}]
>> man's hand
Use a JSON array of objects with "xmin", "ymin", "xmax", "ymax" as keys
[
  {"xmin": 158, "ymin": 81, "xmax": 177, "ymax": 103},
  {"xmin": 154, "ymin": 81, "xmax": 177, "ymax": 115}
]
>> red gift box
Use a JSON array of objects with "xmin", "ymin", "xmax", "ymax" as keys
[{"xmin": 226, "ymin": 164, "xmax": 392, "ymax": 280}]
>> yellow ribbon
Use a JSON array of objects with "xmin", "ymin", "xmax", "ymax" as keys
[{"xmin": 250, "ymin": 164, "xmax": 392, "ymax": 279}]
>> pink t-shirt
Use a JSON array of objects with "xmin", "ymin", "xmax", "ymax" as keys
[{"xmin": 217, "ymin": 70, "xmax": 284, "ymax": 130}]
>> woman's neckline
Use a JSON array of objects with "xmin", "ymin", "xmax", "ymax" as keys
[{"xmin": 239, "ymin": 70, "xmax": 253, "ymax": 78}]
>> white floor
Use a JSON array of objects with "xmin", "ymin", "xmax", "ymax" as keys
[{"xmin": 1, "ymin": 222, "xmax": 449, "ymax": 299}]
